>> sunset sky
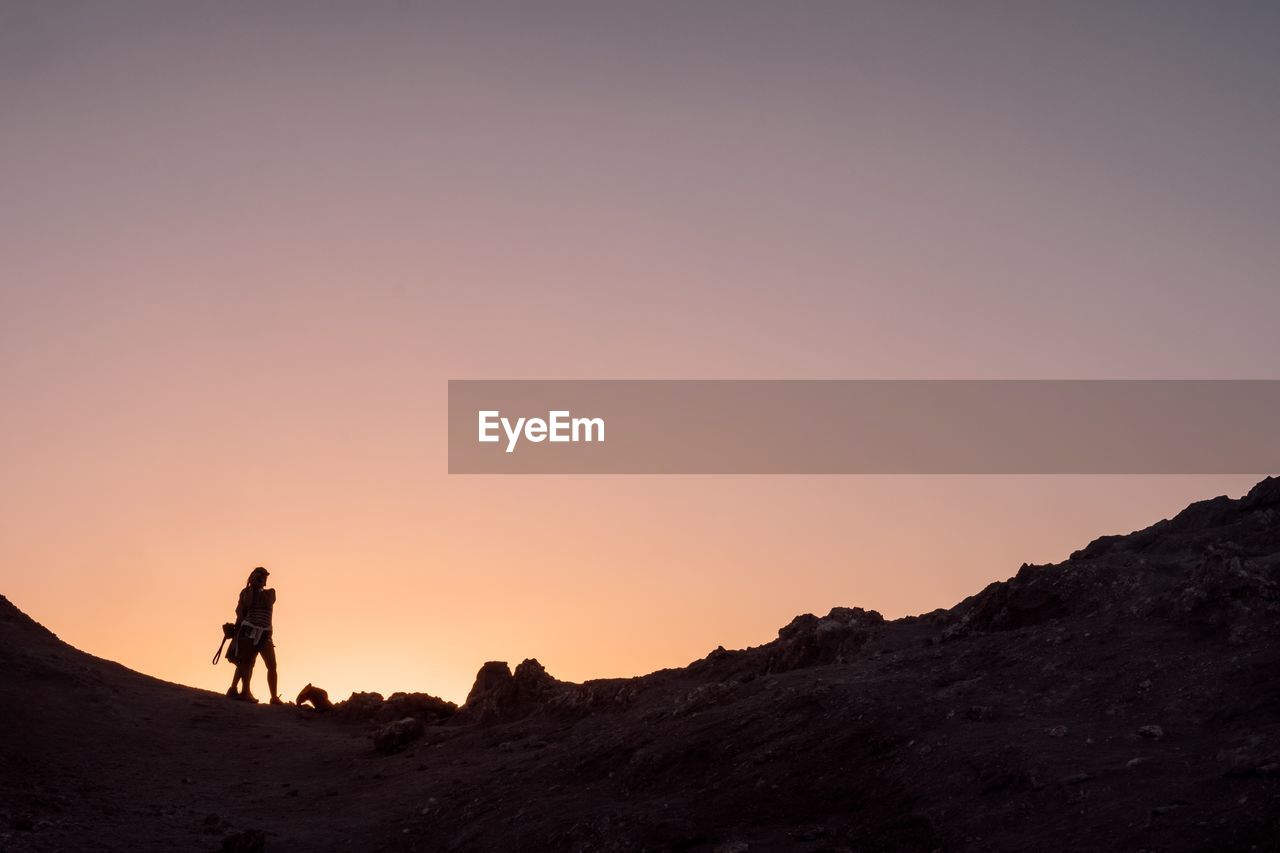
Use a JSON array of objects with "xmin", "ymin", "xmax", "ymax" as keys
[{"xmin": 3, "ymin": 2, "xmax": 1278, "ymax": 704}]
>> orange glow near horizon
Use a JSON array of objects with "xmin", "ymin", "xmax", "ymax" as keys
[{"xmin": 2, "ymin": 474, "xmax": 1263, "ymax": 705}]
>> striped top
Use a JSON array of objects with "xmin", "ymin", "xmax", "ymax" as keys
[{"xmin": 238, "ymin": 587, "xmax": 276, "ymax": 630}]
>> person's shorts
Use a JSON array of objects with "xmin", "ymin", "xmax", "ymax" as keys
[{"xmin": 233, "ymin": 628, "xmax": 274, "ymax": 669}]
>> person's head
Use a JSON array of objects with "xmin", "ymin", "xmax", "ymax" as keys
[{"xmin": 247, "ymin": 566, "xmax": 270, "ymax": 589}]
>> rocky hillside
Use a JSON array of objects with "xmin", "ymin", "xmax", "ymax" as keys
[{"xmin": 3, "ymin": 479, "xmax": 1280, "ymax": 851}]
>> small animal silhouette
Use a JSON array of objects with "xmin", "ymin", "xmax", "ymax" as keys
[{"xmin": 296, "ymin": 682, "xmax": 333, "ymax": 712}]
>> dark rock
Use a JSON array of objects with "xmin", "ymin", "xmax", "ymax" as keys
[
  {"xmin": 381, "ymin": 692, "xmax": 456, "ymax": 724},
  {"xmin": 332, "ymin": 691, "xmax": 385, "ymax": 722},
  {"xmin": 459, "ymin": 658, "xmax": 566, "ymax": 724},
  {"xmin": 466, "ymin": 661, "xmax": 514, "ymax": 706},
  {"xmin": 331, "ymin": 689, "xmax": 456, "ymax": 725},
  {"xmin": 372, "ymin": 717, "xmax": 424, "ymax": 754},
  {"xmin": 1070, "ymin": 534, "xmax": 1125, "ymax": 561},
  {"xmin": 673, "ymin": 682, "xmax": 738, "ymax": 716},
  {"xmin": 763, "ymin": 607, "xmax": 884, "ymax": 672},
  {"xmin": 1169, "ymin": 552, "xmax": 1279, "ymax": 635},
  {"xmin": 1239, "ymin": 475, "xmax": 1280, "ymax": 510},
  {"xmin": 1165, "ymin": 496, "xmax": 1238, "ymax": 534},
  {"xmin": 954, "ymin": 574, "xmax": 1068, "ymax": 633}
]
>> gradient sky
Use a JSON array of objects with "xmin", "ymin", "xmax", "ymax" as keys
[{"xmin": 3, "ymin": 2, "xmax": 1278, "ymax": 703}]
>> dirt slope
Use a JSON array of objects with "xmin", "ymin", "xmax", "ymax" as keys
[{"xmin": 4, "ymin": 478, "xmax": 1280, "ymax": 852}]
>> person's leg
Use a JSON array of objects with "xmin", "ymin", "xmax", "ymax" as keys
[
  {"xmin": 237, "ymin": 636, "xmax": 260, "ymax": 701},
  {"xmin": 260, "ymin": 636, "xmax": 279, "ymax": 703},
  {"xmin": 226, "ymin": 637, "xmax": 244, "ymax": 697}
]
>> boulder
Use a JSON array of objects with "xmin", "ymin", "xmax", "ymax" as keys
[
  {"xmin": 372, "ymin": 717, "xmax": 425, "ymax": 754},
  {"xmin": 333, "ymin": 691, "xmax": 385, "ymax": 722},
  {"xmin": 381, "ymin": 692, "xmax": 456, "ymax": 724},
  {"xmin": 332, "ymin": 690, "xmax": 456, "ymax": 724},
  {"xmin": 460, "ymin": 658, "xmax": 566, "ymax": 723},
  {"xmin": 466, "ymin": 661, "xmax": 514, "ymax": 706}
]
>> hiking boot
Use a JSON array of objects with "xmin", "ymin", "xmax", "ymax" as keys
[
  {"xmin": 269, "ymin": 697, "xmax": 283, "ymax": 706},
  {"xmin": 240, "ymin": 692, "xmax": 259, "ymax": 703},
  {"xmin": 226, "ymin": 687, "xmax": 239, "ymax": 700}
]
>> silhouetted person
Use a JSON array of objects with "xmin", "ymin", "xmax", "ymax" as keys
[{"xmin": 227, "ymin": 566, "xmax": 280, "ymax": 705}]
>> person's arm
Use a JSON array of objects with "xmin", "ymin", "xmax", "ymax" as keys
[{"xmin": 235, "ymin": 588, "xmax": 250, "ymax": 623}]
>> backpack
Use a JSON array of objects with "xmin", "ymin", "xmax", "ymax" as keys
[{"xmin": 212, "ymin": 622, "xmax": 238, "ymax": 665}]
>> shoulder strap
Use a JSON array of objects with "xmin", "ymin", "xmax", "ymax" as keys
[{"xmin": 212, "ymin": 636, "xmax": 228, "ymax": 665}]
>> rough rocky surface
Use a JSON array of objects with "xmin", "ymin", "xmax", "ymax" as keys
[
  {"xmin": 331, "ymin": 691, "xmax": 456, "ymax": 726},
  {"xmin": 3, "ymin": 478, "xmax": 1280, "ymax": 850},
  {"xmin": 372, "ymin": 718, "xmax": 427, "ymax": 755}
]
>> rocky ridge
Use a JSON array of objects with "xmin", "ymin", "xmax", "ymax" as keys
[{"xmin": 3, "ymin": 478, "xmax": 1280, "ymax": 851}]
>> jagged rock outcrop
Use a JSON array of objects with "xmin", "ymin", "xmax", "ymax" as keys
[
  {"xmin": 948, "ymin": 476, "xmax": 1280, "ymax": 641},
  {"xmin": 686, "ymin": 605, "xmax": 886, "ymax": 683},
  {"xmin": 767, "ymin": 606, "xmax": 885, "ymax": 671},
  {"xmin": 331, "ymin": 690, "xmax": 456, "ymax": 724},
  {"xmin": 458, "ymin": 658, "xmax": 567, "ymax": 723},
  {"xmin": 453, "ymin": 607, "xmax": 890, "ymax": 727}
]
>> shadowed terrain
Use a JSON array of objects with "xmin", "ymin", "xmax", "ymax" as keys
[{"xmin": 4, "ymin": 479, "xmax": 1280, "ymax": 851}]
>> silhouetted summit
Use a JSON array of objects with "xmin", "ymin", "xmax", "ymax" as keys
[{"xmin": 2, "ymin": 479, "xmax": 1280, "ymax": 851}]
